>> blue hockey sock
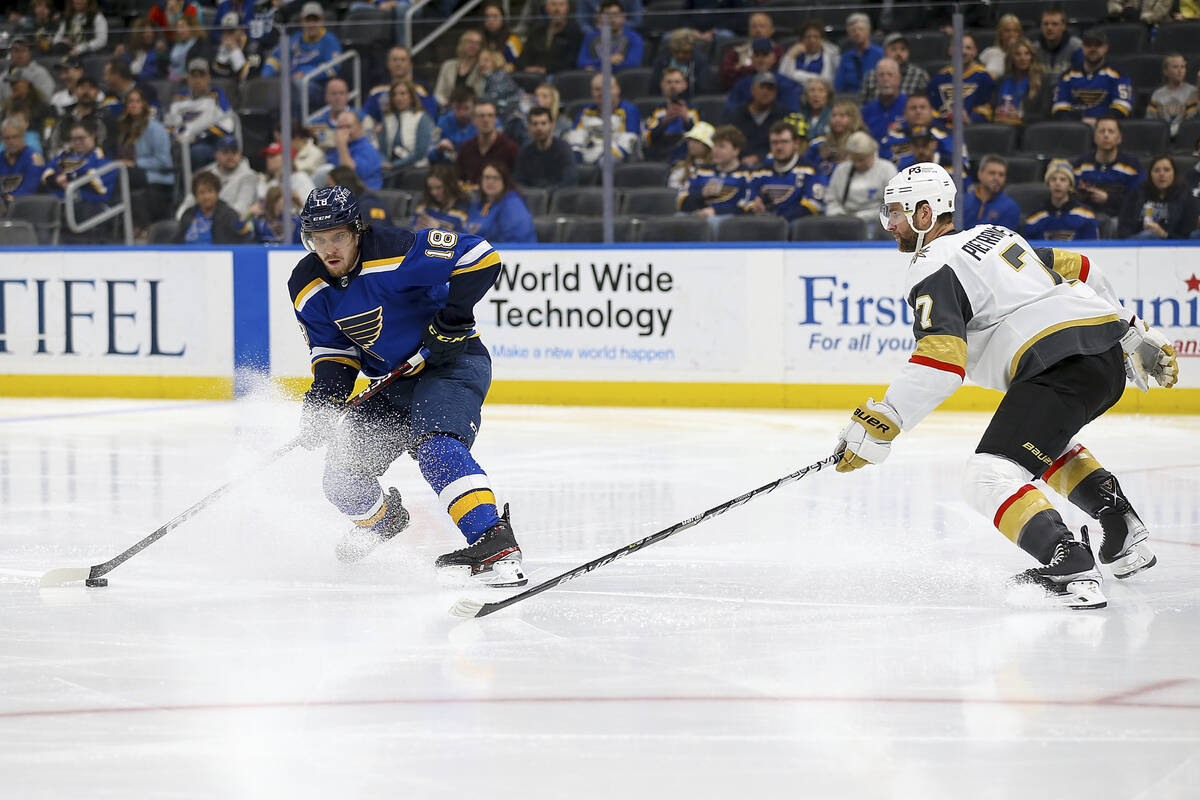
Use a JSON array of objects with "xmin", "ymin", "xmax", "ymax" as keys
[
  {"xmin": 322, "ymin": 467, "xmax": 387, "ymax": 527},
  {"xmin": 415, "ymin": 434, "xmax": 500, "ymax": 544}
]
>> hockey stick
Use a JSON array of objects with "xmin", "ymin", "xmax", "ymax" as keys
[
  {"xmin": 449, "ymin": 452, "xmax": 842, "ymax": 618},
  {"xmin": 39, "ymin": 348, "xmax": 431, "ymax": 588}
]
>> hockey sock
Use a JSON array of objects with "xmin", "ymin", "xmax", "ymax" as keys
[
  {"xmin": 415, "ymin": 434, "xmax": 501, "ymax": 544},
  {"xmin": 322, "ymin": 468, "xmax": 386, "ymax": 526},
  {"xmin": 1042, "ymin": 443, "xmax": 1128, "ymax": 519},
  {"xmin": 993, "ymin": 484, "xmax": 1073, "ymax": 564}
]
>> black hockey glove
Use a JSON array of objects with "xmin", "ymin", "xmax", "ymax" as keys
[
  {"xmin": 421, "ymin": 312, "xmax": 474, "ymax": 368},
  {"xmin": 298, "ymin": 392, "xmax": 339, "ymax": 450}
]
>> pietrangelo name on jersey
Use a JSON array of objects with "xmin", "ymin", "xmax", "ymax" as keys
[{"xmin": 961, "ymin": 226, "xmax": 1012, "ymax": 262}]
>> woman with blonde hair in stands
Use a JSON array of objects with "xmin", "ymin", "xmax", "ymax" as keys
[
  {"xmin": 434, "ymin": 29, "xmax": 486, "ymax": 107},
  {"xmin": 533, "ymin": 83, "xmax": 571, "ymax": 138},
  {"xmin": 804, "ymin": 99, "xmax": 867, "ymax": 180},
  {"xmin": 993, "ymin": 37, "xmax": 1050, "ymax": 127},
  {"xmin": 979, "ymin": 13, "xmax": 1023, "ymax": 78}
]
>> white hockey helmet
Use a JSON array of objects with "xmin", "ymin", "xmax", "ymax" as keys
[{"xmin": 879, "ymin": 162, "xmax": 956, "ymax": 234}]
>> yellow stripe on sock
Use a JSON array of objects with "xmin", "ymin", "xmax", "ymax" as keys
[
  {"xmin": 447, "ymin": 489, "xmax": 496, "ymax": 525},
  {"xmin": 1045, "ymin": 447, "xmax": 1103, "ymax": 497},
  {"xmin": 996, "ymin": 485, "xmax": 1055, "ymax": 544},
  {"xmin": 353, "ymin": 502, "xmax": 389, "ymax": 527}
]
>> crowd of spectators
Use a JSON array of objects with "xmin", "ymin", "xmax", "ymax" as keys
[{"xmin": 2, "ymin": 0, "xmax": 1200, "ymax": 244}]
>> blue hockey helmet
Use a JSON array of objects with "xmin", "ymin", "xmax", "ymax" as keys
[{"xmin": 299, "ymin": 185, "xmax": 364, "ymax": 251}]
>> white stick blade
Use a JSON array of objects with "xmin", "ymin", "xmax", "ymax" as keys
[
  {"xmin": 39, "ymin": 567, "xmax": 92, "ymax": 587},
  {"xmin": 448, "ymin": 598, "xmax": 485, "ymax": 618}
]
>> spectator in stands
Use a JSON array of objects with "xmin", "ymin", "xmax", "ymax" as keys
[
  {"xmin": 1147, "ymin": 54, "xmax": 1198, "ymax": 138},
  {"xmin": 993, "ymin": 38, "xmax": 1051, "ymax": 127},
  {"xmin": 805, "ymin": 99, "xmax": 867, "ymax": 181},
  {"xmin": 1108, "ymin": 0, "xmax": 1171, "ymax": 25},
  {"xmin": 1, "ymin": 37, "xmax": 55, "ymax": 108},
  {"xmin": 1073, "ymin": 117, "xmax": 1143, "ymax": 216},
  {"xmin": 1051, "ymin": 29, "xmax": 1132, "ymax": 123},
  {"xmin": 434, "ymin": 30, "xmax": 486, "ymax": 108},
  {"xmin": 721, "ymin": 12, "xmax": 778, "ymax": 90},
  {"xmin": 961, "ymin": 154, "xmax": 1020, "ymax": 229},
  {"xmin": 212, "ymin": 12, "xmax": 251, "ymax": 82},
  {"xmin": 515, "ymin": 106, "xmax": 578, "ymax": 190},
  {"xmin": 1034, "ymin": 5, "xmax": 1081, "ymax": 81},
  {"xmin": 262, "ymin": 2, "xmax": 342, "ymax": 115},
  {"xmin": 979, "ymin": 14, "xmax": 1023, "ymax": 79},
  {"xmin": 833, "ymin": 12, "xmax": 882, "ymax": 95},
  {"xmin": 1118, "ymin": 154, "xmax": 1200, "ymax": 238},
  {"xmin": 286, "ymin": 122, "xmax": 327, "ymax": 178},
  {"xmin": 780, "ymin": 19, "xmax": 839, "ymax": 88},
  {"xmin": 50, "ymin": 77, "xmax": 116, "ymax": 158},
  {"xmin": 678, "ymin": 124, "xmax": 749, "ymax": 219},
  {"xmin": 149, "ymin": 0, "xmax": 199, "ymax": 43},
  {"xmin": 649, "ymin": 29, "xmax": 713, "ymax": 99},
  {"xmin": 433, "ymin": 87, "xmax": 478, "ymax": 163},
  {"xmin": 377, "ymin": 81, "xmax": 433, "ymax": 172},
  {"xmin": 482, "ymin": 3, "xmax": 522, "ymax": 68},
  {"xmin": 860, "ymin": 33, "xmax": 930, "ymax": 105},
  {"xmin": 725, "ymin": 72, "xmax": 788, "ymax": 168},
  {"xmin": 365, "ymin": 47, "xmax": 437, "ymax": 124},
  {"xmin": 52, "ymin": 0, "xmax": 108, "ymax": 56},
  {"xmin": 0, "ymin": 115, "xmax": 45, "ymax": 204},
  {"xmin": 682, "ymin": 0, "xmax": 737, "ymax": 45},
  {"xmin": 252, "ymin": 185, "xmax": 301, "ymax": 244},
  {"xmin": 880, "ymin": 94, "xmax": 946, "ymax": 162},
  {"xmin": 533, "ymin": 84, "xmax": 572, "ymax": 138},
  {"xmin": 178, "ymin": 134, "xmax": 257, "ymax": 219},
  {"xmin": 14, "ymin": 0, "xmax": 57, "ymax": 57},
  {"xmin": 310, "ymin": 78, "xmax": 356, "ymax": 153},
  {"xmin": 173, "ymin": 171, "xmax": 252, "ymax": 244},
  {"xmin": 742, "ymin": 120, "xmax": 822, "ymax": 220},
  {"xmin": 326, "ymin": 165, "xmax": 392, "ymax": 229},
  {"xmin": 479, "ymin": 48, "xmax": 528, "ymax": 144},
  {"xmin": 725, "ymin": 39, "xmax": 802, "ymax": 115},
  {"xmin": 800, "ymin": 78, "xmax": 833, "ymax": 140},
  {"xmin": 1023, "ymin": 159, "xmax": 1099, "ymax": 240},
  {"xmin": 577, "ymin": 0, "xmax": 643, "ymax": 37},
  {"xmin": 413, "ymin": 162, "xmax": 469, "ymax": 231},
  {"xmin": 458, "ymin": 100, "xmax": 520, "ymax": 185},
  {"xmin": 114, "ymin": 17, "xmax": 166, "ymax": 84},
  {"xmin": 566, "ymin": 73, "xmax": 642, "ymax": 164},
  {"xmin": 645, "ymin": 67, "xmax": 700, "ymax": 163},
  {"xmin": 102, "ymin": 57, "xmax": 160, "ymax": 118},
  {"xmin": 49, "ymin": 56, "xmax": 86, "ymax": 118},
  {"xmin": 578, "ymin": 0, "xmax": 644, "ymax": 73},
  {"xmin": 1187, "ymin": 136, "xmax": 1200, "ymax": 198},
  {"xmin": 860, "ymin": 58, "xmax": 906, "ymax": 141},
  {"xmin": 520, "ymin": 0, "xmax": 585, "ymax": 76},
  {"xmin": 325, "ymin": 110, "xmax": 384, "ymax": 190},
  {"xmin": 114, "ymin": 87, "xmax": 174, "ymax": 230},
  {"xmin": 467, "ymin": 161, "xmax": 536, "ymax": 242},
  {"xmin": 825, "ymin": 131, "xmax": 896, "ymax": 225},
  {"xmin": 1, "ymin": 79, "xmax": 52, "ymax": 154},
  {"xmin": 253, "ymin": 140, "xmax": 315, "ymax": 214},
  {"xmin": 167, "ymin": 15, "xmax": 212, "ymax": 84},
  {"xmin": 166, "ymin": 58, "xmax": 235, "ymax": 169},
  {"xmin": 667, "ymin": 120, "xmax": 713, "ymax": 189},
  {"xmin": 41, "ymin": 119, "xmax": 115, "ymax": 242},
  {"xmin": 927, "ymin": 33, "xmax": 994, "ymax": 126}
]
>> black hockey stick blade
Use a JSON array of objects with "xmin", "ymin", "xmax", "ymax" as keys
[{"xmin": 448, "ymin": 453, "xmax": 841, "ymax": 618}]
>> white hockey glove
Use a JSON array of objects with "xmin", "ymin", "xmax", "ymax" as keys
[
  {"xmin": 1120, "ymin": 317, "xmax": 1179, "ymax": 392},
  {"xmin": 835, "ymin": 399, "xmax": 901, "ymax": 473}
]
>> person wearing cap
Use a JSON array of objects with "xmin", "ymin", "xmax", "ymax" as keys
[
  {"xmin": 577, "ymin": 0, "xmax": 644, "ymax": 73},
  {"xmin": 49, "ymin": 76, "xmax": 117, "ymax": 157},
  {"xmin": 565, "ymin": 73, "xmax": 641, "ymax": 164},
  {"xmin": 178, "ymin": 135, "xmax": 258, "ymax": 219},
  {"xmin": 1023, "ymin": 159, "xmax": 1099, "ymax": 240},
  {"xmin": 48, "ymin": 56, "xmax": 87, "ymax": 118},
  {"xmin": 253, "ymin": 140, "xmax": 316, "ymax": 214},
  {"xmin": 742, "ymin": 119, "xmax": 822, "ymax": 221},
  {"xmin": 724, "ymin": 39, "xmax": 802, "ymax": 115},
  {"xmin": 1033, "ymin": 6, "xmax": 1083, "ymax": 81},
  {"xmin": 165, "ymin": 57, "xmax": 235, "ymax": 169},
  {"xmin": 262, "ymin": 1, "xmax": 344, "ymax": 115},
  {"xmin": 668, "ymin": 120, "xmax": 713, "ymax": 189},
  {"xmin": 1051, "ymin": 28, "xmax": 1132, "ymax": 123},
  {"xmin": 515, "ymin": 106, "xmax": 577, "ymax": 190},
  {"xmin": 860, "ymin": 58, "xmax": 906, "ymax": 142},
  {"xmin": 212, "ymin": 11, "xmax": 251, "ymax": 81},
  {"xmin": 644, "ymin": 67, "xmax": 701, "ymax": 163},
  {"xmin": 780, "ymin": 19, "xmax": 839, "ymax": 88},
  {"xmin": 725, "ymin": 70, "xmax": 789, "ymax": 168},
  {"xmin": 859, "ymin": 32, "xmax": 930, "ymax": 104},
  {"xmin": 0, "ymin": 115, "xmax": 46, "ymax": 204},
  {"xmin": 677, "ymin": 124, "xmax": 752, "ymax": 220},
  {"xmin": 833, "ymin": 12, "xmax": 882, "ymax": 94},
  {"xmin": 1, "ymin": 37, "xmax": 55, "ymax": 107},
  {"xmin": 720, "ymin": 12, "xmax": 779, "ymax": 90},
  {"xmin": 364, "ymin": 47, "xmax": 437, "ymax": 126},
  {"xmin": 825, "ymin": 130, "xmax": 897, "ymax": 225},
  {"xmin": 961, "ymin": 154, "xmax": 1021, "ymax": 231},
  {"xmin": 52, "ymin": 0, "xmax": 108, "ymax": 56},
  {"xmin": 926, "ymin": 33, "xmax": 995, "ymax": 127}
]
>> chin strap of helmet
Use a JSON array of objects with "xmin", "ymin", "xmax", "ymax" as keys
[{"xmin": 908, "ymin": 201, "xmax": 937, "ymax": 261}]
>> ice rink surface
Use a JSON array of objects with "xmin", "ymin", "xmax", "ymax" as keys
[{"xmin": 1, "ymin": 396, "xmax": 1198, "ymax": 799}]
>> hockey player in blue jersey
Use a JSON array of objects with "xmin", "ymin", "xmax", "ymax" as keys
[{"xmin": 289, "ymin": 185, "xmax": 527, "ymax": 587}]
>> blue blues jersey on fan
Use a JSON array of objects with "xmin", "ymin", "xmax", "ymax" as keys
[
  {"xmin": 1023, "ymin": 199, "xmax": 1099, "ymax": 241},
  {"xmin": 1071, "ymin": 151, "xmax": 1142, "ymax": 216},
  {"xmin": 0, "ymin": 146, "xmax": 45, "ymax": 199},
  {"xmin": 927, "ymin": 63, "xmax": 994, "ymax": 124},
  {"xmin": 290, "ymin": 226, "xmax": 499, "ymax": 379},
  {"xmin": 677, "ymin": 164, "xmax": 752, "ymax": 215},
  {"xmin": 879, "ymin": 124, "xmax": 953, "ymax": 163},
  {"xmin": 1051, "ymin": 66, "xmax": 1133, "ymax": 118},
  {"xmin": 741, "ymin": 155, "xmax": 823, "ymax": 219},
  {"xmin": 363, "ymin": 81, "xmax": 437, "ymax": 123}
]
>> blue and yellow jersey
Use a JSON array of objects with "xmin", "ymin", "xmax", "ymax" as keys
[
  {"xmin": 289, "ymin": 226, "xmax": 500, "ymax": 387},
  {"xmin": 0, "ymin": 146, "xmax": 46, "ymax": 198},
  {"xmin": 741, "ymin": 155, "xmax": 823, "ymax": 220},
  {"xmin": 644, "ymin": 105, "xmax": 700, "ymax": 163},
  {"xmin": 412, "ymin": 202, "xmax": 469, "ymax": 233},
  {"xmin": 677, "ymin": 164, "xmax": 751, "ymax": 215},
  {"xmin": 1071, "ymin": 150, "xmax": 1142, "ymax": 215},
  {"xmin": 927, "ymin": 63, "xmax": 994, "ymax": 124},
  {"xmin": 42, "ymin": 148, "xmax": 115, "ymax": 203},
  {"xmin": 1023, "ymin": 199, "xmax": 1099, "ymax": 241},
  {"xmin": 1052, "ymin": 65, "xmax": 1133, "ymax": 118},
  {"xmin": 263, "ymin": 29, "xmax": 342, "ymax": 78}
]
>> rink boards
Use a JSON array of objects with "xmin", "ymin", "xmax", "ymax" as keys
[{"xmin": 1, "ymin": 243, "xmax": 1198, "ymax": 412}]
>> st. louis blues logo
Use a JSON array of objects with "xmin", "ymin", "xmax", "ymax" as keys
[{"xmin": 335, "ymin": 305, "xmax": 384, "ymax": 359}]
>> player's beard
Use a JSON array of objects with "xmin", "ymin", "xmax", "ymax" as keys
[{"xmin": 894, "ymin": 227, "xmax": 918, "ymax": 252}]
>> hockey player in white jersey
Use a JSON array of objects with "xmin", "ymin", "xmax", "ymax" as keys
[{"xmin": 833, "ymin": 162, "xmax": 1179, "ymax": 609}]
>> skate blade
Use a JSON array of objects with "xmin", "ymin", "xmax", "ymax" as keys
[
  {"xmin": 1110, "ymin": 543, "xmax": 1157, "ymax": 580},
  {"xmin": 437, "ymin": 559, "xmax": 528, "ymax": 589},
  {"xmin": 1061, "ymin": 579, "xmax": 1107, "ymax": 610},
  {"xmin": 335, "ymin": 533, "xmax": 385, "ymax": 564}
]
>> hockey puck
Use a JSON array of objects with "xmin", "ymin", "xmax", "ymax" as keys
[{"xmin": 85, "ymin": 578, "xmax": 108, "ymax": 588}]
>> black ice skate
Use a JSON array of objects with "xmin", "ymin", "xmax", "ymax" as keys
[
  {"xmin": 1010, "ymin": 528, "xmax": 1107, "ymax": 610},
  {"xmin": 435, "ymin": 504, "xmax": 527, "ymax": 588},
  {"xmin": 1094, "ymin": 478, "xmax": 1157, "ymax": 579},
  {"xmin": 336, "ymin": 487, "xmax": 410, "ymax": 564}
]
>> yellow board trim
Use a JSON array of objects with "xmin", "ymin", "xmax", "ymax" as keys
[
  {"xmin": 914, "ymin": 335, "xmax": 968, "ymax": 369},
  {"xmin": 1009, "ymin": 314, "xmax": 1120, "ymax": 380},
  {"xmin": 1046, "ymin": 447, "xmax": 1103, "ymax": 497},
  {"xmin": 450, "ymin": 250, "xmax": 501, "ymax": 277},
  {"xmin": 448, "ymin": 489, "xmax": 496, "ymax": 524},
  {"xmin": 0, "ymin": 376, "xmax": 234, "ymax": 400},
  {"xmin": 997, "ymin": 487, "xmax": 1055, "ymax": 544}
]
